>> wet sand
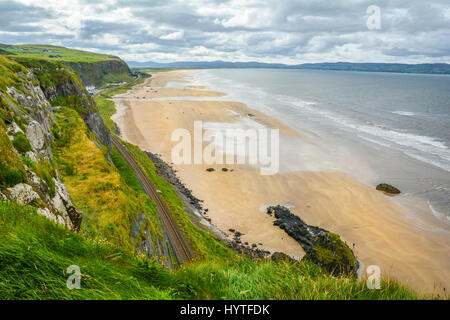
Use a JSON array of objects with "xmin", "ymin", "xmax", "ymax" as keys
[{"xmin": 112, "ymin": 70, "xmax": 450, "ymax": 296}]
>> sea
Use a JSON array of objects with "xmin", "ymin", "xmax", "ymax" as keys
[{"xmin": 182, "ymin": 69, "xmax": 450, "ymax": 229}]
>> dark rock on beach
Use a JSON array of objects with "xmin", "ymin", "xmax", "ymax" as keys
[
  {"xmin": 267, "ymin": 205, "xmax": 326, "ymax": 252},
  {"xmin": 303, "ymin": 231, "xmax": 358, "ymax": 276},
  {"xmin": 271, "ymin": 252, "xmax": 297, "ymax": 263},
  {"xmin": 227, "ymin": 241, "xmax": 270, "ymax": 261},
  {"xmin": 206, "ymin": 168, "xmax": 215, "ymax": 172},
  {"xmin": 376, "ymin": 183, "xmax": 401, "ymax": 195},
  {"xmin": 267, "ymin": 205, "xmax": 358, "ymax": 276}
]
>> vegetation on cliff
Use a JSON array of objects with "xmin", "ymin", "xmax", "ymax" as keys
[
  {"xmin": 0, "ymin": 122, "xmax": 27, "ymax": 188},
  {"xmin": 1, "ymin": 44, "xmax": 133, "ymax": 88},
  {"xmin": 52, "ymin": 106, "xmax": 163, "ymax": 253}
]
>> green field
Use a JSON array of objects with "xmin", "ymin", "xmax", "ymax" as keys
[{"xmin": 0, "ymin": 44, "xmax": 120, "ymax": 63}]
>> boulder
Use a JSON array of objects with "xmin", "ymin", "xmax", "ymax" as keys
[
  {"xmin": 37, "ymin": 207, "xmax": 65, "ymax": 227},
  {"xmin": 268, "ymin": 205, "xmax": 326, "ymax": 252},
  {"xmin": 6, "ymin": 183, "xmax": 41, "ymax": 206},
  {"xmin": 26, "ymin": 120, "xmax": 46, "ymax": 151},
  {"xmin": 53, "ymin": 179, "xmax": 82, "ymax": 231},
  {"xmin": 376, "ymin": 183, "xmax": 401, "ymax": 195},
  {"xmin": 268, "ymin": 205, "xmax": 358, "ymax": 277},
  {"xmin": 303, "ymin": 231, "xmax": 358, "ymax": 277},
  {"xmin": 271, "ymin": 252, "xmax": 297, "ymax": 263},
  {"xmin": 6, "ymin": 122, "xmax": 23, "ymax": 136}
]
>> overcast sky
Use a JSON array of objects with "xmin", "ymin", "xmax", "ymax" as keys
[{"xmin": 1, "ymin": 0, "xmax": 449, "ymax": 64}]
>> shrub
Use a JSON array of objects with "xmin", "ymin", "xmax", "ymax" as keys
[
  {"xmin": 12, "ymin": 132, "xmax": 32, "ymax": 153},
  {"xmin": 0, "ymin": 163, "xmax": 26, "ymax": 188},
  {"xmin": 0, "ymin": 123, "xmax": 27, "ymax": 188},
  {"xmin": 63, "ymin": 162, "xmax": 76, "ymax": 176}
]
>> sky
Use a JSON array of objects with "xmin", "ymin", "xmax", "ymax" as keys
[{"xmin": 1, "ymin": 0, "xmax": 449, "ymax": 64}]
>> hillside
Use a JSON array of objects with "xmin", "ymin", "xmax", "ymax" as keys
[
  {"xmin": 128, "ymin": 60, "xmax": 450, "ymax": 75},
  {"xmin": 0, "ymin": 44, "xmax": 133, "ymax": 88},
  {"xmin": 0, "ymin": 51, "xmax": 423, "ymax": 300}
]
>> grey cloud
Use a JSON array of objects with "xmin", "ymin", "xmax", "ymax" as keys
[{"xmin": 0, "ymin": 0, "xmax": 449, "ymax": 63}]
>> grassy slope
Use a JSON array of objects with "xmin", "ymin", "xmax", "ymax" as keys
[
  {"xmin": 2, "ymin": 44, "xmax": 120, "ymax": 63},
  {"xmin": 52, "ymin": 106, "xmax": 163, "ymax": 251},
  {"xmin": 0, "ymin": 120, "xmax": 27, "ymax": 188},
  {"xmin": 0, "ymin": 55, "xmax": 26, "ymax": 90},
  {"xmin": 2, "ymin": 45, "xmax": 133, "ymax": 88},
  {"xmin": 0, "ymin": 200, "xmax": 419, "ymax": 299}
]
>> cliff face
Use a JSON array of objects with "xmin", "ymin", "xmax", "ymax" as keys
[
  {"xmin": 35, "ymin": 65, "xmax": 111, "ymax": 147},
  {"xmin": 0, "ymin": 65, "xmax": 83, "ymax": 231},
  {"xmin": 65, "ymin": 59, "xmax": 133, "ymax": 88},
  {"xmin": 0, "ymin": 55, "xmax": 122, "ymax": 231}
]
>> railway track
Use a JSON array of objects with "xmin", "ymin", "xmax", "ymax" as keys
[{"xmin": 111, "ymin": 135, "xmax": 193, "ymax": 264}]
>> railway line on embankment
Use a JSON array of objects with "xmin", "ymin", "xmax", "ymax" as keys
[{"xmin": 111, "ymin": 135, "xmax": 193, "ymax": 264}]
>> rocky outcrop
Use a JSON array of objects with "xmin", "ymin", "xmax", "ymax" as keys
[
  {"xmin": 131, "ymin": 213, "xmax": 175, "ymax": 270},
  {"xmin": 267, "ymin": 205, "xmax": 326, "ymax": 252},
  {"xmin": 376, "ymin": 183, "xmax": 401, "ymax": 195},
  {"xmin": 1, "ymin": 66, "xmax": 82, "ymax": 231},
  {"xmin": 267, "ymin": 205, "xmax": 358, "ymax": 276},
  {"xmin": 35, "ymin": 66, "xmax": 111, "ymax": 147},
  {"xmin": 271, "ymin": 251, "xmax": 297, "ymax": 263},
  {"xmin": 6, "ymin": 183, "xmax": 41, "ymax": 206},
  {"xmin": 226, "ymin": 241, "xmax": 269, "ymax": 261},
  {"xmin": 304, "ymin": 232, "xmax": 358, "ymax": 276},
  {"xmin": 52, "ymin": 179, "xmax": 82, "ymax": 231},
  {"xmin": 65, "ymin": 59, "xmax": 132, "ymax": 88},
  {"xmin": 5, "ymin": 79, "xmax": 54, "ymax": 161}
]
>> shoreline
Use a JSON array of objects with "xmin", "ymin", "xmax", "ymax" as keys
[{"xmin": 112, "ymin": 70, "xmax": 450, "ymax": 295}]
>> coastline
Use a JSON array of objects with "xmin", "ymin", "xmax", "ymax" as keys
[{"xmin": 112, "ymin": 70, "xmax": 450, "ymax": 295}]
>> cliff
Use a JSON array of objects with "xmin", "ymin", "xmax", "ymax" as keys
[
  {"xmin": 0, "ymin": 56, "xmax": 82, "ymax": 231},
  {"xmin": 0, "ymin": 44, "xmax": 134, "ymax": 88},
  {"xmin": 65, "ymin": 59, "xmax": 133, "ymax": 88},
  {"xmin": 0, "ymin": 55, "xmax": 174, "ymax": 267}
]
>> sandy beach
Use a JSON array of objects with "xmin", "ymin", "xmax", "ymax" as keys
[{"xmin": 112, "ymin": 70, "xmax": 450, "ymax": 295}]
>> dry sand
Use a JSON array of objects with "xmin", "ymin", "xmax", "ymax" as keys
[{"xmin": 113, "ymin": 70, "xmax": 450, "ymax": 296}]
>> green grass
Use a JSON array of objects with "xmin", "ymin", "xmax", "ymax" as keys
[
  {"xmin": 0, "ymin": 200, "xmax": 173, "ymax": 299},
  {"xmin": 0, "ymin": 200, "xmax": 420, "ymax": 300},
  {"xmin": 95, "ymin": 78, "xmax": 146, "ymax": 131},
  {"xmin": 2, "ymin": 44, "xmax": 133, "ymax": 89},
  {"xmin": 0, "ymin": 55, "xmax": 26, "ymax": 90},
  {"xmin": 2, "ymin": 44, "xmax": 120, "ymax": 63},
  {"xmin": 0, "ymin": 121, "xmax": 27, "ymax": 188},
  {"xmin": 12, "ymin": 132, "xmax": 32, "ymax": 154},
  {"xmin": 95, "ymin": 95, "xmax": 116, "ymax": 131},
  {"xmin": 51, "ymin": 106, "xmax": 163, "ymax": 252}
]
